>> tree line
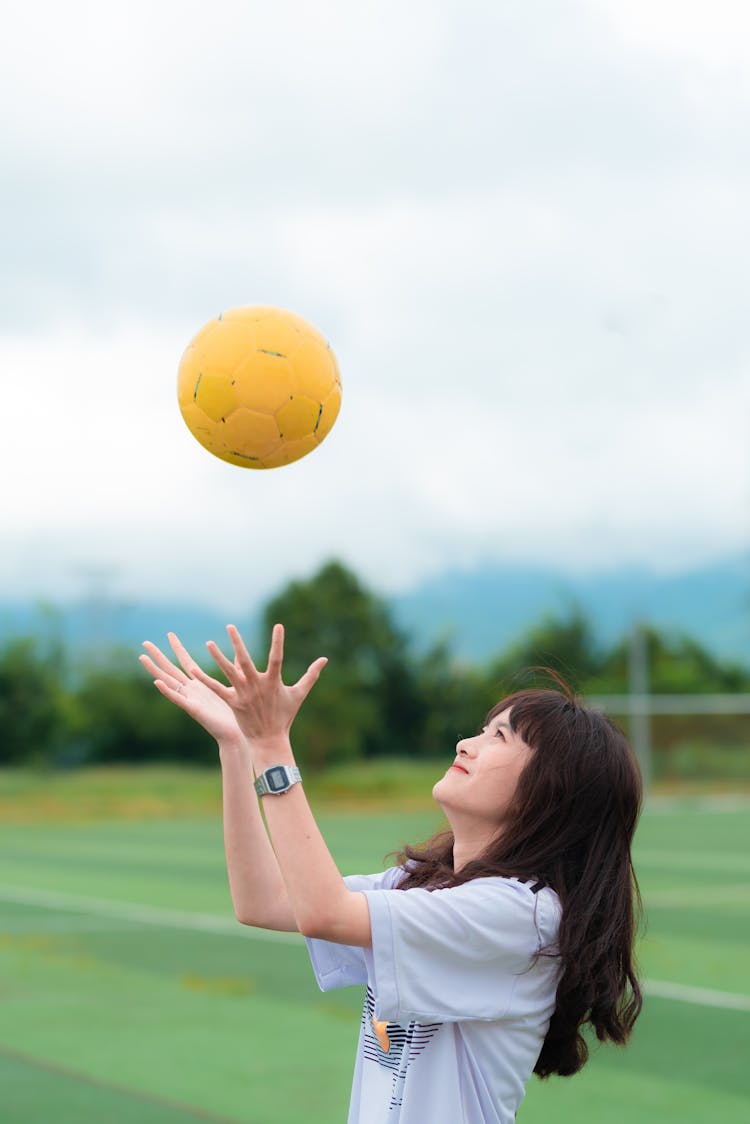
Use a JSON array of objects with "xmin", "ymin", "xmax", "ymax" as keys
[{"xmin": 1, "ymin": 560, "xmax": 747, "ymax": 769}]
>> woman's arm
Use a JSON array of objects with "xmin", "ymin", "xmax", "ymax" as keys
[
  {"xmin": 140, "ymin": 635, "xmax": 297, "ymax": 932},
  {"xmin": 193, "ymin": 624, "xmax": 372, "ymax": 947},
  {"xmin": 217, "ymin": 738, "xmax": 298, "ymax": 931},
  {"xmin": 250, "ymin": 734, "xmax": 371, "ymax": 945}
]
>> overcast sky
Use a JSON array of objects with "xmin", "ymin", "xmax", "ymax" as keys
[{"xmin": 2, "ymin": 0, "xmax": 748, "ymax": 612}]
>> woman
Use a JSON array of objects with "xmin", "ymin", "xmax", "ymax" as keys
[{"xmin": 140, "ymin": 622, "xmax": 643, "ymax": 1124}]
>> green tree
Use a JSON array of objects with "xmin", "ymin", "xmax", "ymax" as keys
[
  {"xmin": 73, "ymin": 661, "xmax": 217, "ymax": 765},
  {"xmin": 488, "ymin": 606, "xmax": 604, "ymax": 694},
  {"xmin": 0, "ymin": 635, "xmax": 68, "ymax": 765},
  {"xmin": 413, "ymin": 640, "xmax": 495, "ymax": 758},
  {"xmin": 261, "ymin": 560, "xmax": 425, "ymax": 765}
]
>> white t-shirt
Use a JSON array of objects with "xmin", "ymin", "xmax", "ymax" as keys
[{"xmin": 306, "ymin": 868, "xmax": 562, "ymax": 1124}]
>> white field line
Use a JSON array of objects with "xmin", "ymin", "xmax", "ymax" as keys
[
  {"xmin": 2, "ymin": 883, "xmax": 749, "ymax": 1014},
  {"xmin": 644, "ymin": 979, "xmax": 750, "ymax": 1012},
  {"xmin": 4, "ymin": 916, "xmax": 144, "ymax": 934},
  {"xmin": 0, "ymin": 883, "xmax": 301, "ymax": 944}
]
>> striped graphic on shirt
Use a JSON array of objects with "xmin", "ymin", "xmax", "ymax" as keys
[{"xmin": 361, "ymin": 987, "xmax": 442, "ymax": 1110}]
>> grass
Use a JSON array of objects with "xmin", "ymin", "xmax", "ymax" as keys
[
  {"xmin": 0, "ymin": 761, "xmax": 445, "ymax": 824},
  {"xmin": 0, "ymin": 767, "xmax": 748, "ymax": 1122},
  {"xmin": 2, "ymin": 761, "xmax": 749, "ymax": 824}
]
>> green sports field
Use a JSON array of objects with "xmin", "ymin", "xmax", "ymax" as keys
[{"xmin": 0, "ymin": 782, "xmax": 748, "ymax": 1123}]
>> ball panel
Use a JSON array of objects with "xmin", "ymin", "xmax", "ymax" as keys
[
  {"xmin": 217, "ymin": 450, "xmax": 266, "ymax": 469},
  {"xmin": 195, "ymin": 318, "xmax": 257, "ymax": 373},
  {"xmin": 221, "ymin": 408, "xmax": 282, "ymax": 460},
  {"xmin": 275, "ymin": 396, "xmax": 324, "ymax": 441},
  {"xmin": 221, "ymin": 305, "xmax": 277, "ymax": 323},
  {"xmin": 233, "ymin": 352, "xmax": 297, "ymax": 414},
  {"xmin": 261, "ymin": 306, "xmax": 329, "ymax": 345},
  {"xmin": 314, "ymin": 384, "xmax": 343, "ymax": 442},
  {"xmin": 252, "ymin": 312, "xmax": 307, "ymax": 359},
  {"xmin": 288, "ymin": 337, "xmax": 339, "ymax": 401},
  {"xmin": 189, "ymin": 368, "xmax": 239, "ymax": 423},
  {"xmin": 261, "ymin": 433, "xmax": 319, "ymax": 468},
  {"xmin": 178, "ymin": 401, "xmax": 217, "ymax": 451},
  {"xmin": 177, "ymin": 344, "xmax": 203, "ymax": 409}
]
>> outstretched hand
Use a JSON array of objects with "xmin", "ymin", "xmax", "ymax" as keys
[
  {"xmin": 139, "ymin": 633, "xmax": 243, "ymax": 745},
  {"xmin": 192, "ymin": 623, "xmax": 327, "ymax": 748}
]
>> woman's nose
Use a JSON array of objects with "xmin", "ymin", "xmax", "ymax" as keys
[{"xmin": 456, "ymin": 735, "xmax": 477, "ymax": 757}]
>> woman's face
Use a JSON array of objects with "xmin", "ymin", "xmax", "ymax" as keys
[{"xmin": 432, "ymin": 707, "xmax": 534, "ymax": 833}]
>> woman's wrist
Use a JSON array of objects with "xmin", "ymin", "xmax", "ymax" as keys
[
  {"xmin": 250, "ymin": 734, "xmax": 295, "ymax": 771},
  {"xmin": 217, "ymin": 733, "xmax": 250, "ymax": 759}
]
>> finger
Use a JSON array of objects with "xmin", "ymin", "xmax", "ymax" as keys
[
  {"xmin": 139, "ymin": 653, "xmax": 183, "ymax": 689},
  {"xmin": 266, "ymin": 623, "xmax": 284, "ymax": 677},
  {"xmin": 141, "ymin": 641, "xmax": 188, "ymax": 684},
  {"xmin": 191, "ymin": 657, "xmax": 235, "ymax": 702},
  {"xmin": 205, "ymin": 639, "xmax": 240, "ymax": 682},
  {"xmin": 226, "ymin": 625, "xmax": 259, "ymax": 679},
  {"xmin": 153, "ymin": 677, "xmax": 192, "ymax": 709},
  {"xmin": 167, "ymin": 632, "xmax": 200, "ymax": 678},
  {"xmin": 293, "ymin": 656, "xmax": 328, "ymax": 702}
]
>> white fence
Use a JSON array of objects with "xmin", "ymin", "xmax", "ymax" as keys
[{"xmin": 587, "ymin": 693, "xmax": 750, "ymax": 787}]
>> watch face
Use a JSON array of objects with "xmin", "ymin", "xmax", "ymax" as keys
[{"xmin": 267, "ymin": 767, "xmax": 288, "ymax": 792}]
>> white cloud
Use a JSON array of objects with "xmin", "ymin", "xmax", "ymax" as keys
[
  {"xmin": 590, "ymin": 0, "xmax": 750, "ymax": 67},
  {"xmin": 1, "ymin": 0, "xmax": 748, "ymax": 604}
]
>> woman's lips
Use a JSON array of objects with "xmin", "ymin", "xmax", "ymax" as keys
[{"xmin": 450, "ymin": 764, "xmax": 468, "ymax": 774}]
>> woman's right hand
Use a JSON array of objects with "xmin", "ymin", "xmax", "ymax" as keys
[{"xmin": 139, "ymin": 633, "xmax": 244, "ymax": 746}]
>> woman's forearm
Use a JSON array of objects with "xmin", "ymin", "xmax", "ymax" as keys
[
  {"xmin": 219, "ymin": 738, "xmax": 298, "ymax": 931},
  {"xmin": 251, "ymin": 736, "xmax": 372, "ymax": 946}
]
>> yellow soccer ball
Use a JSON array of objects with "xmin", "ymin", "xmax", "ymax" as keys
[{"xmin": 177, "ymin": 306, "xmax": 342, "ymax": 469}]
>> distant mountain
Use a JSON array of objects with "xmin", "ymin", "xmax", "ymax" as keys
[
  {"xmin": 0, "ymin": 601, "xmax": 262, "ymax": 668},
  {"xmin": 0, "ymin": 554, "xmax": 748, "ymax": 668},
  {"xmin": 391, "ymin": 554, "xmax": 750, "ymax": 666}
]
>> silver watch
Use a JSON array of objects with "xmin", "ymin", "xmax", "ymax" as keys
[{"xmin": 253, "ymin": 764, "xmax": 302, "ymax": 797}]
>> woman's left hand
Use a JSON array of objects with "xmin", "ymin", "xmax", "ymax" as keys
[
  {"xmin": 190, "ymin": 623, "xmax": 327, "ymax": 749},
  {"xmin": 139, "ymin": 632, "xmax": 245, "ymax": 746}
]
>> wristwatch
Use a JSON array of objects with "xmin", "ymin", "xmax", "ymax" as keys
[{"xmin": 254, "ymin": 764, "xmax": 303, "ymax": 797}]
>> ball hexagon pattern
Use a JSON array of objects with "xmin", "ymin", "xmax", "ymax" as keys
[{"xmin": 177, "ymin": 306, "xmax": 342, "ymax": 469}]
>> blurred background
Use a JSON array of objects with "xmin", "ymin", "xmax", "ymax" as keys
[{"xmin": 1, "ymin": 1, "xmax": 748, "ymax": 1121}]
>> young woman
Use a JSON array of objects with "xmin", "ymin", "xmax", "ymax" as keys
[{"xmin": 140, "ymin": 623, "xmax": 643, "ymax": 1124}]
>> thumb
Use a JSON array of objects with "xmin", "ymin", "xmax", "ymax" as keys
[{"xmin": 295, "ymin": 656, "xmax": 328, "ymax": 700}]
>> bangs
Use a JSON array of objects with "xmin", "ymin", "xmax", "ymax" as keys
[{"xmin": 485, "ymin": 686, "xmax": 578, "ymax": 752}]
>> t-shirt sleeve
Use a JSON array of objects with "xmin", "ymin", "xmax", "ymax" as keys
[
  {"xmin": 362, "ymin": 877, "xmax": 560, "ymax": 1023},
  {"xmin": 305, "ymin": 868, "xmax": 404, "ymax": 993}
]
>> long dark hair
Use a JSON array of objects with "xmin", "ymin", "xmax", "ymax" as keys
[{"xmin": 395, "ymin": 683, "xmax": 643, "ymax": 1078}]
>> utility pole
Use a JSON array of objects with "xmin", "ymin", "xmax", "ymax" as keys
[
  {"xmin": 628, "ymin": 620, "xmax": 652, "ymax": 789},
  {"xmin": 76, "ymin": 565, "xmax": 119, "ymax": 665}
]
